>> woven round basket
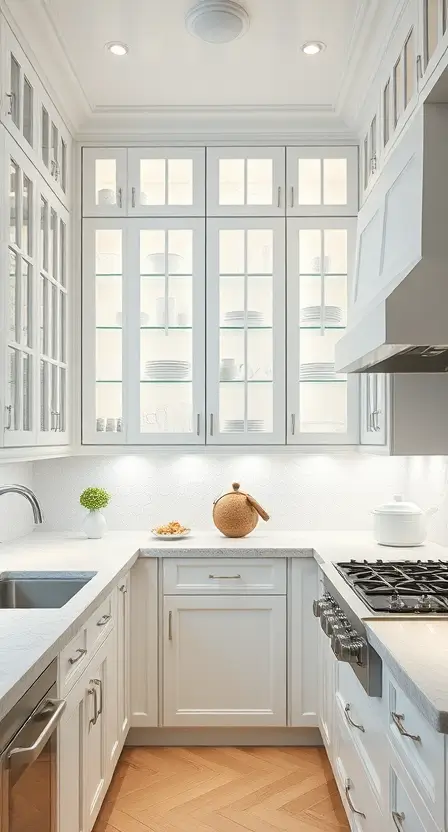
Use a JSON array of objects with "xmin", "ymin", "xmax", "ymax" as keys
[{"xmin": 213, "ymin": 482, "xmax": 270, "ymax": 538}]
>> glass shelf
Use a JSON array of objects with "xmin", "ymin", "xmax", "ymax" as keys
[
  {"xmin": 299, "ymin": 273, "xmax": 348, "ymax": 278},
  {"xmin": 299, "ymin": 378, "xmax": 347, "ymax": 383},
  {"xmin": 299, "ymin": 325, "xmax": 345, "ymax": 330},
  {"xmin": 96, "ymin": 273, "xmax": 122, "ymax": 277},
  {"xmin": 96, "ymin": 379, "xmax": 122, "ymax": 383},
  {"xmin": 220, "ymin": 326, "xmax": 272, "ymax": 331},
  {"xmin": 140, "ymin": 273, "xmax": 191, "ymax": 278},
  {"xmin": 219, "ymin": 379, "xmax": 273, "ymax": 384},
  {"xmin": 140, "ymin": 379, "xmax": 192, "ymax": 384},
  {"xmin": 96, "ymin": 326, "xmax": 193, "ymax": 331}
]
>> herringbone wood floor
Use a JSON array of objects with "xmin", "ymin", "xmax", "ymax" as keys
[{"xmin": 93, "ymin": 747, "xmax": 350, "ymax": 832}]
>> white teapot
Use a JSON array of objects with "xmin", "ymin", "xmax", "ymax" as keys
[{"xmin": 372, "ymin": 495, "xmax": 437, "ymax": 547}]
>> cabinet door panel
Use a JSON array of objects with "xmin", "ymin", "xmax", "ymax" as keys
[
  {"xmin": 117, "ymin": 575, "xmax": 131, "ymax": 742},
  {"xmin": 82, "ymin": 149, "xmax": 127, "ymax": 216},
  {"xmin": 59, "ymin": 675, "xmax": 87, "ymax": 832},
  {"xmin": 207, "ymin": 147, "xmax": 285, "ymax": 216},
  {"xmin": 207, "ymin": 217, "xmax": 285, "ymax": 444},
  {"xmin": 128, "ymin": 148, "xmax": 205, "ymax": 215},
  {"xmin": 163, "ymin": 595, "xmax": 286, "ymax": 727},
  {"xmin": 287, "ymin": 147, "xmax": 358, "ymax": 216},
  {"xmin": 289, "ymin": 559, "xmax": 318, "ymax": 727},
  {"xmin": 130, "ymin": 559, "xmax": 158, "ymax": 727}
]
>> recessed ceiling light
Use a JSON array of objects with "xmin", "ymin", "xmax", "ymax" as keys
[
  {"xmin": 302, "ymin": 41, "xmax": 326, "ymax": 55},
  {"xmin": 185, "ymin": 0, "xmax": 250, "ymax": 44},
  {"xmin": 106, "ymin": 42, "xmax": 129, "ymax": 56}
]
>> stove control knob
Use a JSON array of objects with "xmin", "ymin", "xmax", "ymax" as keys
[
  {"xmin": 320, "ymin": 612, "xmax": 340, "ymax": 636},
  {"xmin": 338, "ymin": 635, "xmax": 367, "ymax": 666},
  {"xmin": 313, "ymin": 598, "xmax": 332, "ymax": 617}
]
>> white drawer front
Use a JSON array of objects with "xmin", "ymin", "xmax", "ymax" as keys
[
  {"xmin": 334, "ymin": 700, "xmax": 384, "ymax": 832},
  {"xmin": 387, "ymin": 744, "xmax": 439, "ymax": 832},
  {"xmin": 336, "ymin": 662, "xmax": 386, "ymax": 805},
  {"xmin": 59, "ymin": 625, "xmax": 88, "ymax": 695},
  {"xmin": 87, "ymin": 590, "xmax": 115, "ymax": 652},
  {"xmin": 385, "ymin": 668, "xmax": 444, "ymax": 828},
  {"xmin": 163, "ymin": 558, "xmax": 286, "ymax": 594}
]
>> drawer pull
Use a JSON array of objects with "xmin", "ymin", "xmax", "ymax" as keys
[
  {"xmin": 93, "ymin": 678, "xmax": 103, "ymax": 716},
  {"xmin": 391, "ymin": 711, "xmax": 421, "ymax": 742},
  {"xmin": 392, "ymin": 811, "xmax": 405, "ymax": 830},
  {"xmin": 344, "ymin": 780, "xmax": 366, "ymax": 818},
  {"xmin": 119, "ymin": 584, "xmax": 127, "ymax": 593},
  {"xmin": 208, "ymin": 574, "xmax": 242, "ymax": 580},
  {"xmin": 68, "ymin": 648, "xmax": 87, "ymax": 665},
  {"xmin": 168, "ymin": 610, "xmax": 173, "ymax": 641},
  {"xmin": 97, "ymin": 613, "xmax": 112, "ymax": 627},
  {"xmin": 88, "ymin": 685, "xmax": 98, "ymax": 726},
  {"xmin": 344, "ymin": 704, "xmax": 365, "ymax": 733}
]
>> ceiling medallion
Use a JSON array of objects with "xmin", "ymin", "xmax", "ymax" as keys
[{"xmin": 185, "ymin": 0, "xmax": 250, "ymax": 44}]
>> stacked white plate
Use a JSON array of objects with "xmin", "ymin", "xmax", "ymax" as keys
[
  {"xmin": 300, "ymin": 362, "xmax": 337, "ymax": 381},
  {"xmin": 301, "ymin": 305, "xmax": 342, "ymax": 325},
  {"xmin": 224, "ymin": 419, "xmax": 265, "ymax": 432},
  {"xmin": 224, "ymin": 310, "xmax": 264, "ymax": 326},
  {"xmin": 145, "ymin": 360, "xmax": 190, "ymax": 380}
]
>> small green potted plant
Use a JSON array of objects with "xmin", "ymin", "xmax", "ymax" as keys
[{"xmin": 80, "ymin": 487, "xmax": 111, "ymax": 539}]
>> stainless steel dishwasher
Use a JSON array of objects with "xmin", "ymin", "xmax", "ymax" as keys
[{"xmin": 0, "ymin": 660, "xmax": 65, "ymax": 832}]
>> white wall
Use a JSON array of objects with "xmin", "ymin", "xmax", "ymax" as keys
[
  {"xmin": 0, "ymin": 463, "xmax": 35, "ymax": 542},
  {"xmin": 405, "ymin": 457, "xmax": 448, "ymax": 546},
  {"xmin": 33, "ymin": 453, "xmax": 407, "ymax": 533}
]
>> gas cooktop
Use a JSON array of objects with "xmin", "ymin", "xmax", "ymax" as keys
[{"xmin": 334, "ymin": 559, "xmax": 448, "ymax": 614}]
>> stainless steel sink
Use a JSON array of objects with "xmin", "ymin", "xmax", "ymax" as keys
[{"xmin": 0, "ymin": 572, "xmax": 96, "ymax": 609}]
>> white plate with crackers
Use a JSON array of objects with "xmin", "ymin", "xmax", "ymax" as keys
[{"xmin": 151, "ymin": 521, "xmax": 191, "ymax": 540}]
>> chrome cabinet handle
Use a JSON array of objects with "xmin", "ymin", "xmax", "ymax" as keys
[
  {"xmin": 196, "ymin": 413, "xmax": 201, "ymax": 436},
  {"xmin": 88, "ymin": 685, "xmax": 98, "ymax": 726},
  {"xmin": 93, "ymin": 678, "xmax": 103, "ymax": 716},
  {"xmin": 117, "ymin": 187, "xmax": 123, "ymax": 208},
  {"xmin": 97, "ymin": 613, "xmax": 111, "ymax": 627},
  {"xmin": 6, "ymin": 92, "xmax": 15, "ymax": 115},
  {"xmin": 5, "ymin": 405, "xmax": 12, "ymax": 430},
  {"xmin": 391, "ymin": 712, "xmax": 421, "ymax": 742},
  {"xmin": 277, "ymin": 185, "xmax": 281, "ymax": 208},
  {"xmin": 131, "ymin": 186, "xmax": 136, "ymax": 208},
  {"xmin": 119, "ymin": 584, "xmax": 127, "ymax": 593},
  {"xmin": 344, "ymin": 703, "xmax": 365, "ymax": 733},
  {"xmin": 8, "ymin": 699, "xmax": 66, "ymax": 778},
  {"xmin": 209, "ymin": 574, "xmax": 242, "ymax": 579},
  {"xmin": 168, "ymin": 610, "xmax": 173, "ymax": 641},
  {"xmin": 290, "ymin": 185, "xmax": 295, "ymax": 208},
  {"xmin": 417, "ymin": 54, "xmax": 423, "ymax": 81},
  {"xmin": 392, "ymin": 811, "xmax": 405, "ymax": 830},
  {"xmin": 68, "ymin": 648, "xmax": 87, "ymax": 665},
  {"xmin": 209, "ymin": 413, "xmax": 214, "ymax": 436},
  {"xmin": 290, "ymin": 413, "xmax": 296, "ymax": 436},
  {"xmin": 345, "ymin": 780, "xmax": 366, "ymax": 818}
]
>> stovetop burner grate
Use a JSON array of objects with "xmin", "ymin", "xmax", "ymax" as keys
[{"xmin": 334, "ymin": 560, "xmax": 448, "ymax": 613}]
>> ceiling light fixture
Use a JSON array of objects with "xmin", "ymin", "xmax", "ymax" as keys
[
  {"xmin": 302, "ymin": 41, "xmax": 326, "ymax": 55},
  {"xmin": 106, "ymin": 42, "xmax": 129, "ymax": 56},
  {"xmin": 185, "ymin": 0, "xmax": 250, "ymax": 44}
]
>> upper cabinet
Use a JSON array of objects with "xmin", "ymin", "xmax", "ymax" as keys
[
  {"xmin": 420, "ymin": 0, "xmax": 448, "ymax": 88},
  {"xmin": 286, "ymin": 147, "xmax": 358, "ymax": 217},
  {"xmin": 82, "ymin": 148, "xmax": 205, "ymax": 217},
  {"xmin": 1, "ymin": 20, "xmax": 70, "ymax": 208},
  {"xmin": 206, "ymin": 147, "xmax": 285, "ymax": 216}
]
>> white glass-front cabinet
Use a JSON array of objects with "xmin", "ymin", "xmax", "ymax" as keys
[
  {"xmin": 3, "ymin": 131, "xmax": 69, "ymax": 447},
  {"xmin": 82, "ymin": 218, "xmax": 205, "ymax": 444},
  {"xmin": 419, "ymin": 0, "xmax": 448, "ymax": 88},
  {"xmin": 82, "ymin": 149, "xmax": 128, "ymax": 217},
  {"xmin": 287, "ymin": 218, "xmax": 358, "ymax": 444},
  {"xmin": 206, "ymin": 218, "xmax": 285, "ymax": 444},
  {"xmin": 206, "ymin": 147, "xmax": 286, "ymax": 216},
  {"xmin": 286, "ymin": 147, "xmax": 358, "ymax": 216}
]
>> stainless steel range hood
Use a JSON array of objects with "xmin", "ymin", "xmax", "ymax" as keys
[{"xmin": 336, "ymin": 103, "xmax": 448, "ymax": 373}]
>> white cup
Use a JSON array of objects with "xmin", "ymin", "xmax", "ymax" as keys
[
  {"xmin": 96, "ymin": 418, "xmax": 105, "ymax": 432},
  {"xmin": 98, "ymin": 188, "xmax": 116, "ymax": 205},
  {"xmin": 106, "ymin": 418, "xmax": 116, "ymax": 432}
]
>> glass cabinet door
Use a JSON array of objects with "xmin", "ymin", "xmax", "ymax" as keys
[
  {"xmin": 82, "ymin": 149, "xmax": 127, "ymax": 217},
  {"xmin": 128, "ymin": 218, "xmax": 205, "ymax": 443},
  {"xmin": 286, "ymin": 217, "xmax": 358, "ymax": 444},
  {"xmin": 3, "ymin": 30, "xmax": 37, "ymax": 151},
  {"xmin": 127, "ymin": 148, "xmax": 205, "ymax": 216},
  {"xmin": 4, "ymin": 140, "xmax": 36, "ymax": 446},
  {"xmin": 207, "ymin": 148, "xmax": 286, "ymax": 216},
  {"xmin": 207, "ymin": 218, "xmax": 285, "ymax": 444},
  {"xmin": 286, "ymin": 148, "xmax": 358, "ymax": 216}
]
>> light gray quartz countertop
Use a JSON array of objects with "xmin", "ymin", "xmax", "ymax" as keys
[{"xmin": 0, "ymin": 529, "xmax": 447, "ymax": 732}]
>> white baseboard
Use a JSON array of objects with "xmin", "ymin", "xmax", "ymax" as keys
[{"xmin": 125, "ymin": 727, "xmax": 323, "ymax": 747}]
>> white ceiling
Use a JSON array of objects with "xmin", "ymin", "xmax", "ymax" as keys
[{"xmin": 43, "ymin": 0, "xmax": 362, "ymax": 111}]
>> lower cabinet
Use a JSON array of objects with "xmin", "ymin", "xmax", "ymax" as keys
[
  {"xmin": 289, "ymin": 558, "xmax": 318, "ymax": 727},
  {"xmin": 117, "ymin": 573, "xmax": 131, "ymax": 741},
  {"xmin": 162, "ymin": 594, "xmax": 287, "ymax": 727},
  {"xmin": 130, "ymin": 558, "xmax": 158, "ymax": 727}
]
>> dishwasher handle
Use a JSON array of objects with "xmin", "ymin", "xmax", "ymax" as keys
[{"xmin": 8, "ymin": 699, "xmax": 66, "ymax": 783}]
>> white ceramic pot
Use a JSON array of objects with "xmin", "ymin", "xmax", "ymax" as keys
[
  {"xmin": 372, "ymin": 495, "xmax": 437, "ymax": 547},
  {"xmin": 83, "ymin": 510, "xmax": 107, "ymax": 539}
]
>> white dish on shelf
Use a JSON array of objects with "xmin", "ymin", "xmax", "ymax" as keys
[
  {"xmin": 150, "ymin": 529, "xmax": 191, "ymax": 540},
  {"xmin": 145, "ymin": 253, "xmax": 184, "ymax": 274}
]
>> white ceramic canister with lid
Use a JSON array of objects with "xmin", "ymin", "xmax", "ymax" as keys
[{"xmin": 372, "ymin": 495, "xmax": 437, "ymax": 546}]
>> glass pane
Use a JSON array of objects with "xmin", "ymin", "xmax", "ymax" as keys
[
  {"xmin": 22, "ymin": 174, "xmax": 32, "ymax": 255},
  {"xmin": 370, "ymin": 117, "xmax": 377, "ymax": 161},
  {"xmin": 167, "ymin": 159, "xmax": 193, "ymax": 205},
  {"xmin": 10, "ymin": 56, "xmax": 20, "ymax": 128},
  {"xmin": 95, "ymin": 228, "xmax": 122, "ymax": 275},
  {"xmin": 40, "ymin": 360, "xmax": 50, "ymax": 431},
  {"xmin": 219, "ymin": 230, "xmax": 244, "ymax": 274},
  {"xmin": 96, "ymin": 330, "xmax": 122, "ymax": 381},
  {"xmin": 96, "ymin": 275, "xmax": 122, "ymax": 327},
  {"xmin": 22, "ymin": 259, "xmax": 32, "ymax": 347},
  {"xmin": 59, "ymin": 220, "xmax": 66, "ymax": 287},
  {"xmin": 220, "ymin": 276, "xmax": 245, "ymax": 330},
  {"xmin": 23, "ymin": 77, "xmax": 33, "ymax": 145},
  {"xmin": 247, "ymin": 330, "xmax": 273, "ymax": 382},
  {"xmin": 426, "ymin": 0, "xmax": 439, "ymax": 63},
  {"xmin": 323, "ymin": 159, "xmax": 347, "ymax": 205},
  {"xmin": 405, "ymin": 30, "xmax": 415, "ymax": 107},
  {"xmin": 247, "ymin": 276, "xmax": 273, "ymax": 327},
  {"xmin": 50, "ymin": 209, "xmax": 58, "ymax": 279},
  {"xmin": 300, "ymin": 382, "xmax": 347, "ymax": 433},
  {"xmin": 61, "ymin": 140, "xmax": 67, "ymax": 192},
  {"xmin": 383, "ymin": 81, "xmax": 390, "ymax": 146},
  {"xmin": 10, "ymin": 161, "xmax": 19, "ymax": 245},
  {"xmin": 9, "ymin": 251, "xmax": 19, "ymax": 342},
  {"xmin": 96, "ymin": 382, "xmax": 122, "ymax": 430},
  {"xmin": 41, "ymin": 276, "xmax": 48, "ymax": 355},
  {"xmin": 140, "ymin": 159, "xmax": 165, "ymax": 205},
  {"xmin": 59, "ymin": 367, "xmax": 66, "ymax": 432},
  {"xmin": 298, "ymin": 159, "xmax": 321, "ymax": 205},
  {"xmin": 60, "ymin": 291, "xmax": 66, "ymax": 362},
  {"xmin": 22, "ymin": 353, "xmax": 31, "ymax": 431},
  {"xmin": 325, "ymin": 229, "xmax": 347, "ymax": 274},
  {"xmin": 219, "ymin": 159, "xmax": 244, "ymax": 205},
  {"xmin": 394, "ymin": 54, "xmax": 404, "ymax": 125},
  {"xmin": 51, "ymin": 123, "xmax": 59, "ymax": 177},
  {"xmin": 41, "ymin": 197, "xmax": 48, "ymax": 271},
  {"xmin": 247, "ymin": 383, "xmax": 273, "ymax": 433},
  {"xmin": 444, "ymin": 0, "xmax": 447, "ymax": 33},
  {"xmin": 363, "ymin": 136, "xmax": 369, "ymax": 189},
  {"xmin": 140, "ymin": 230, "xmax": 166, "ymax": 274},
  {"xmin": 41, "ymin": 107, "xmax": 49, "ymax": 168},
  {"xmin": 247, "ymin": 229, "xmax": 273, "ymax": 274},
  {"xmin": 140, "ymin": 383, "xmax": 192, "ymax": 433},
  {"xmin": 247, "ymin": 159, "xmax": 273, "ymax": 205},
  {"xmin": 220, "ymin": 383, "xmax": 245, "ymax": 431},
  {"xmin": 95, "ymin": 159, "xmax": 117, "ymax": 207},
  {"xmin": 168, "ymin": 229, "xmax": 193, "ymax": 274},
  {"xmin": 51, "ymin": 283, "xmax": 58, "ymax": 359},
  {"xmin": 7, "ymin": 348, "xmax": 19, "ymax": 431},
  {"xmin": 299, "ymin": 229, "xmax": 321, "ymax": 273}
]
